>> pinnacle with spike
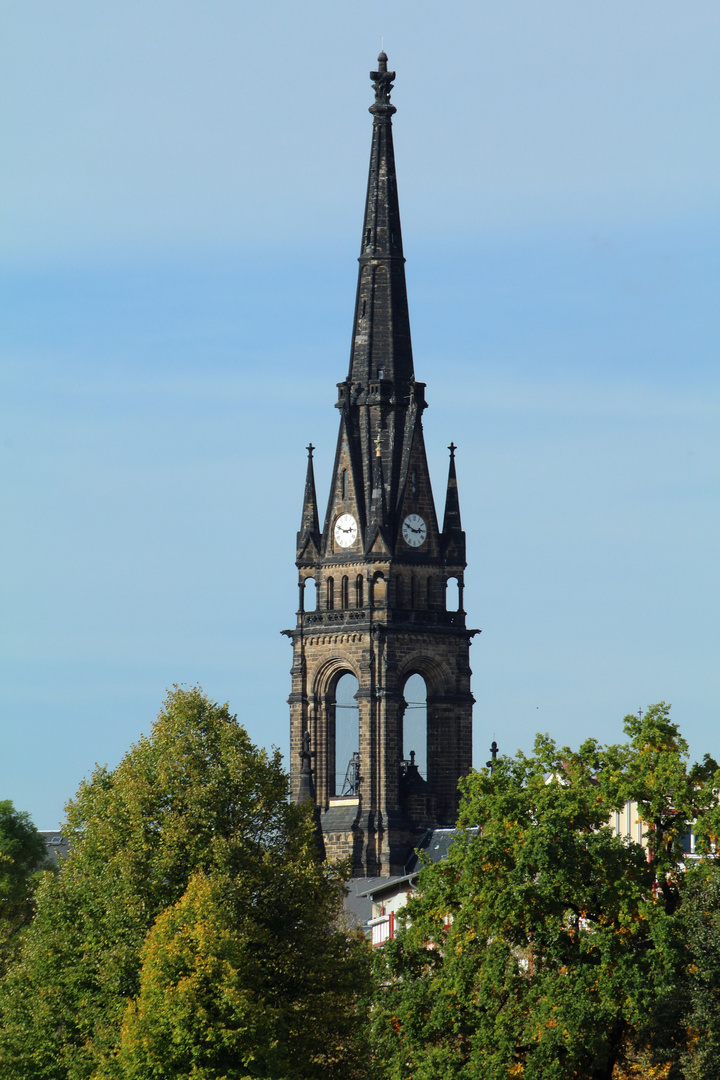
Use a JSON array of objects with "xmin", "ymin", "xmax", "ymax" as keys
[{"xmin": 370, "ymin": 51, "xmax": 396, "ymax": 116}]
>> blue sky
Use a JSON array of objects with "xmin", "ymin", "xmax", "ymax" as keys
[{"xmin": 2, "ymin": 2, "xmax": 719, "ymax": 827}]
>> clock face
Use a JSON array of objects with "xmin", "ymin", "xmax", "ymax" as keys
[
  {"xmin": 334, "ymin": 513, "xmax": 358, "ymax": 549},
  {"xmin": 402, "ymin": 513, "xmax": 427, "ymax": 547}
]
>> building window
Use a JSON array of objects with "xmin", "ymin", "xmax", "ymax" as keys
[
  {"xmin": 411, "ymin": 469, "xmax": 417, "ymax": 495},
  {"xmin": 341, "ymin": 576, "xmax": 349, "ymax": 609},
  {"xmin": 341, "ymin": 469, "xmax": 348, "ymax": 499},
  {"xmin": 426, "ymin": 575, "xmax": 433, "ymax": 608},
  {"xmin": 326, "ymin": 577, "xmax": 334, "ymax": 610},
  {"xmin": 356, "ymin": 575, "xmax": 364, "ymax": 608},
  {"xmin": 396, "ymin": 574, "xmax": 403, "ymax": 607}
]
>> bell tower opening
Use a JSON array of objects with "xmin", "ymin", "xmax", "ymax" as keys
[
  {"xmin": 402, "ymin": 673, "xmax": 427, "ymax": 778},
  {"xmin": 330, "ymin": 672, "xmax": 359, "ymax": 797}
]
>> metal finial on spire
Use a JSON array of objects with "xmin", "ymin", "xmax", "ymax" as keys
[
  {"xmin": 448, "ymin": 442, "xmax": 457, "ymax": 460},
  {"xmin": 306, "ymin": 443, "xmax": 315, "ymax": 459},
  {"xmin": 486, "ymin": 740, "xmax": 499, "ymax": 773},
  {"xmin": 370, "ymin": 52, "xmax": 396, "ymax": 112}
]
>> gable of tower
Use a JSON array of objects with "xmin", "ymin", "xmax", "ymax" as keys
[
  {"xmin": 367, "ymin": 529, "xmax": 391, "ymax": 556},
  {"xmin": 396, "ymin": 424, "xmax": 441, "ymax": 558},
  {"xmin": 321, "ymin": 415, "xmax": 365, "ymax": 557}
]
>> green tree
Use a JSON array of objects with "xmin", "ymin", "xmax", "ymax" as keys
[
  {"xmin": 0, "ymin": 687, "xmax": 372, "ymax": 1080},
  {"xmin": 114, "ymin": 866, "xmax": 371, "ymax": 1080},
  {"xmin": 372, "ymin": 705, "xmax": 720, "ymax": 1080},
  {"xmin": 0, "ymin": 800, "xmax": 49, "ymax": 972},
  {"xmin": 675, "ymin": 864, "xmax": 720, "ymax": 1080}
]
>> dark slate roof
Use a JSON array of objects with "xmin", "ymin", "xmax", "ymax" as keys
[
  {"xmin": 355, "ymin": 826, "xmax": 481, "ymax": 902},
  {"xmin": 40, "ymin": 830, "xmax": 71, "ymax": 865},
  {"xmin": 343, "ymin": 876, "xmax": 394, "ymax": 929},
  {"xmin": 405, "ymin": 827, "xmax": 474, "ymax": 872}
]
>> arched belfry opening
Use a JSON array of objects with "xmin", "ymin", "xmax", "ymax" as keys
[
  {"xmin": 330, "ymin": 672, "xmax": 360, "ymax": 797},
  {"xmin": 285, "ymin": 53, "xmax": 477, "ymax": 876},
  {"xmin": 402, "ymin": 673, "xmax": 427, "ymax": 779}
]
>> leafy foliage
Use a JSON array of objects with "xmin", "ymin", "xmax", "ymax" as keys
[
  {"xmin": 373, "ymin": 705, "xmax": 720, "ymax": 1080},
  {"xmin": 114, "ymin": 865, "xmax": 371, "ymax": 1080},
  {"xmin": 676, "ymin": 865, "xmax": 720, "ymax": 1080},
  {"xmin": 0, "ymin": 800, "xmax": 49, "ymax": 973},
  {"xmin": 0, "ymin": 687, "xmax": 372, "ymax": 1080}
]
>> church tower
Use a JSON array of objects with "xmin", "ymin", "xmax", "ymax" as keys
[{"xmin": 285, "ymin": 54, "xmax": 477, "ymax": 876}]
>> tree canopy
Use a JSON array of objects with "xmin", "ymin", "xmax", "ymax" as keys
[
  {"xmin": 0, "ymin": 800, "xmax": 49, "ymax": 973},
  {"xmin": 0, "ymin": 687, "xmax": 372, "ymax": 1080},
  {"xmin": 372, "ymin": 705, "xmax": 720, "ymax": 1080}
]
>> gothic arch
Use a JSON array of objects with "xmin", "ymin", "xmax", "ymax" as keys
[
  {"xmin": 310, "ymin": 657, "xmax": 361, "ymax": 801},
  {"xmin": 397, "ymin": 654, "xmax": 453, "ymax": 700},
  {"xmin": 311, "ymin": 655, "xmax": 362, "ymax": 700}
]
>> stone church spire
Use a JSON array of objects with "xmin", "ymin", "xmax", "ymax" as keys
[
  {"xmin": 285, "ymin": 55, "xmax": 478, "ymax": 877},
  {"xmin": 346, "ymin": 51, "xmax": 414, "ymax": 390},
  {"xmin": 333, "ymin": 53, "xmax": 430, "ymax": 550}
]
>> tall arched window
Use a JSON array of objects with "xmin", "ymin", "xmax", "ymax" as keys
[
  {"xmin": 341, "ymin": 575, "xmax": 349, "ymax": 609},
  {"xmin": 396, "ymin": 574, "xmax": 404, "ymax": 608},
  {"xmin": 410, "ymin": 575, "xmax": 416, "ymax": 609},
  {"xmin": 355, "ymin": 575, "xmax": 364, "ymax": 608},
  {"xmin": 341, "ymin": 469, "xmax": 348, "ymax": 499},
  {"xmin": 372, "ymin": 572, "xmax": 386, "ymax": 608},
  {"xmin": 330, "ymin": 672, "xmax": 360, "ymax": 797},
  {"xmin": 403, "ymin": 674, "xmax": 427, "ymax": 778},
  {"xmin": 326, "ymin": 576, "xmax": 334, "ymax": 610},
  {"xmin": 426, "ymin": 575, "xmax": 433, "ymax": 609}
]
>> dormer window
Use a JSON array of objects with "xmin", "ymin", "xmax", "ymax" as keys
[
  {"xmin": 377, "ymin": 367, "xmax": 384, "ymax": 380},
  {"xmin": 341, "ymin": 469, "xmax": 348, "ymax": 498}
]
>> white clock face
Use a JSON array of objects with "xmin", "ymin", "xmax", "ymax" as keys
[
  {"xmin": 402, "ymin": 513, "xmax": 427, "ymax": 547},
  {"xmin": 334, "ymin": 513, "xmax": 358, "ymax": 549}
]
